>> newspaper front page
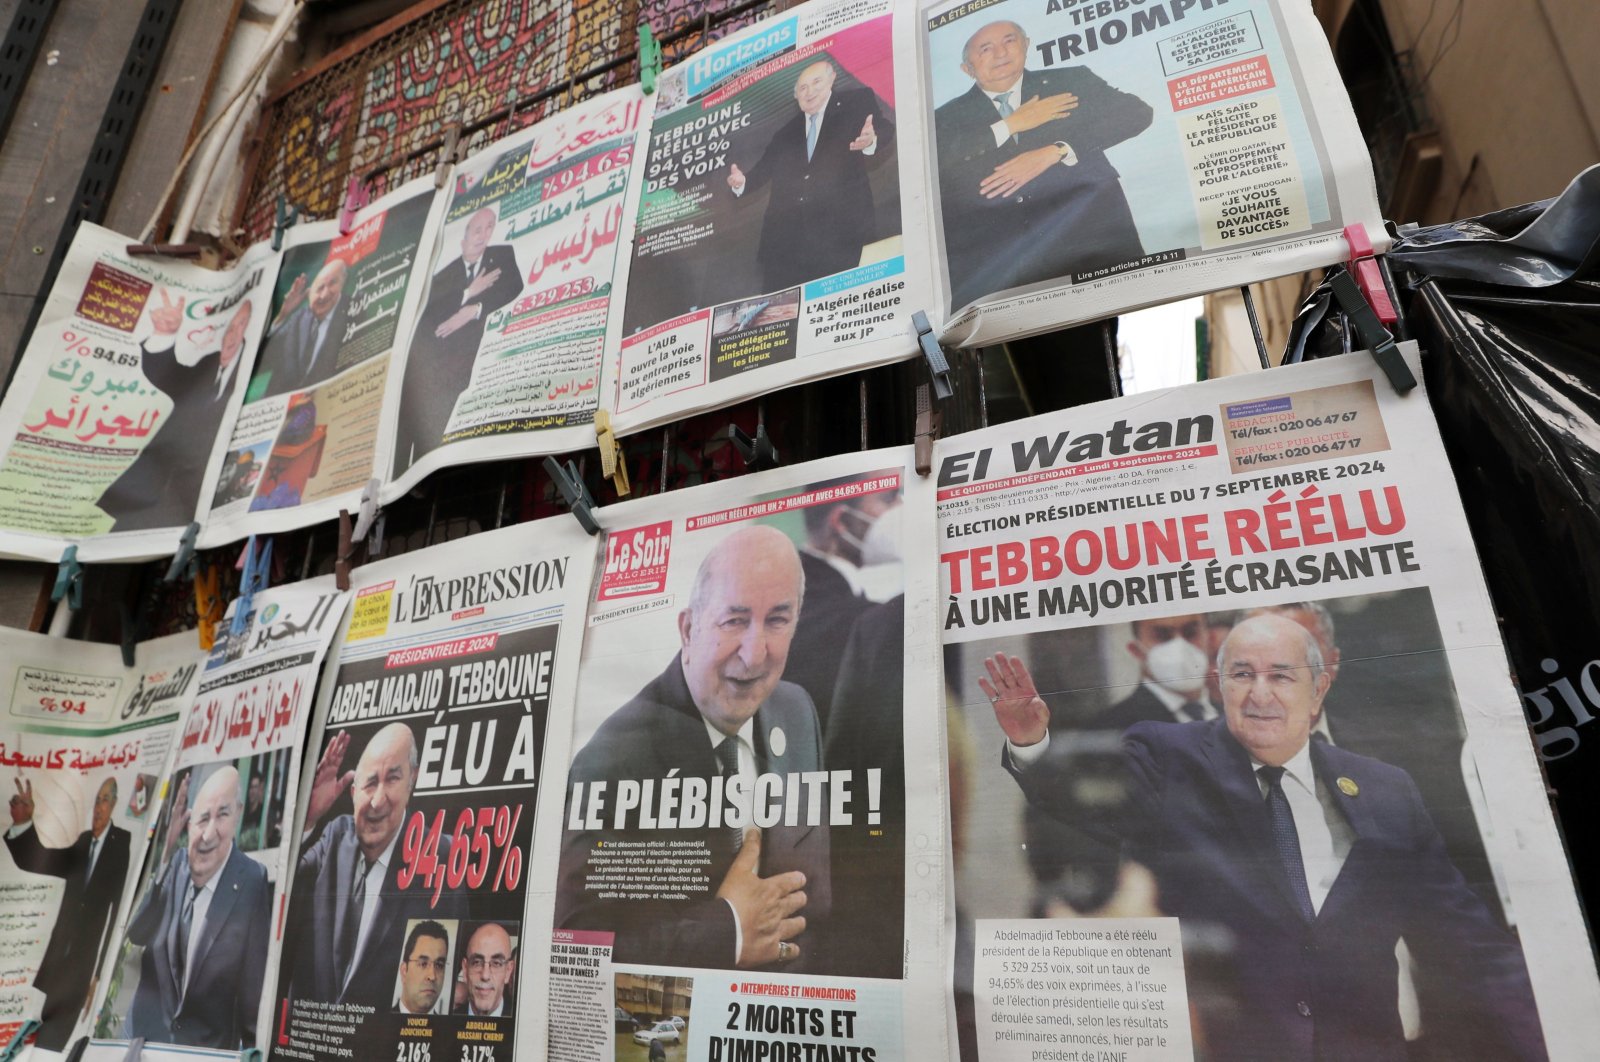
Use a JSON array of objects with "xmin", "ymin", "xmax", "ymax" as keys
[
  {"xmin": 202, "ymin": 178, "xmax": 445, "ymax": 547},
  {"xmin": 937, "ymin": 347, "xmax": 1600, "ymax": 1060},
  {"xmin": 919, "ymin": 0, "xmax": 1385, "ymax": 346},
  {"xmin": 547, "ymin": 449, "xmax": 945, "ymax": 1060},
  {"xmin": 609, "ymin": 0, "xmax": 931, "ymax": 433},
  {"xmin": 0, "ymin": 226, "xmax": 278, "ymax": 562},
  {"xmin": 385, "ymin": 86, "xmax": 654, "ymax": 495},
  {"xmin": 0, "ymin": 631, "xmax": 202, "ymax": 1055},
  {"xmin": 84, "ymin": 580, "xmax": 347, "ymax": 1062},
  {"xmin": 270, "ymin": 518, "xmax": 594, "ymax": 1062}
]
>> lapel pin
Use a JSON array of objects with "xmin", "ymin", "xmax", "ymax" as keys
[
  {"xmin": 769, "ymin": 727, "xmax": 787, "ymax": 758},
  {"xmin": 1336, "ymin": 777, "xmax": 1359, "ymax": 797}
]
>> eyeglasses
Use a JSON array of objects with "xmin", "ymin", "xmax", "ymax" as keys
[
  {"xmin": 466, "ymin": 956, "xmax": 509, "ymax": 973},
  {"xmin": 407, "ymin": 957, "xmax": 448, "ymax": 973}
]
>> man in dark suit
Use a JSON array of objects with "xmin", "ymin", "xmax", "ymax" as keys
[
  {"xmin": 96, "ymin": 290, "xmax": 251, "ymax": 532},
  {"xmin": 984, "ymin": 614, "xmax": 1546, "ymax": 1060},
  {"xmin": 393, "ymin": 207, "xmax": 524, "ymax": 471},
  {"xmin": 255, "ymin": 257, "xmax": 350, "ymax": 398},
  {"xmin": 934, "ymin": 19, "xmax": 1151, "ymax": 309},
  {"xmin": 125, "ymin": 766, "xmax": 271, "ymax": 1050},
  {"xmin": 5, "ymin": 776, "xmax": 130, "ymax": 1049},
  {"xmin": 288, "ymin": 722, "xmax": 465, "ymax": 1008},
  {"xmin": 556, "ymin": 526, "xmax": 828, "ymax": 970},
  {"xmin": 726, "ymin": 58, "xmax": 894, "ymax": 293},
  {"xmin": 1096, "ymin": 613, "xmax": 1216, "ymax": 732}
]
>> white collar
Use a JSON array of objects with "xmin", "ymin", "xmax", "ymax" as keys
[
  {"xmin": 986, "ymin": 76, "xmax": 1025, "ymax": 101},
  {"xmin": 188, "ymin": 845, "xmax": 231, "ymax": 894},
  {"xmin": 1251, "ymin": 740, "xmax": 1315, "ymax": 794},
  {"xmin": 802, "ymin": 546, "xmax": 864, "ymax": 596},
  {"xmin": 1140, "ymin": 679, "xmax": 1211, "ymax": 716},
  {"xmin": 704, "ymin": 716, "xmax": 756, "ymax": 754}
]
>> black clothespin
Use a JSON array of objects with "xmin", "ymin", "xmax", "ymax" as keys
[
  {"xmin": 914, "ymin": 384, "xmax": 942, "ymax": 477},
  {"xmin": 543, "ymin": 456, "xmax": 600, "ymax": 535},
  {"xmin": 435, "ymin": 125, "xmax": 463, "ymax": 189},
  {"xmin": 338, "ymin": 174, "xmax": 370, "ymax": 235},
  {"xmin": 119, "ymin": 599, "xmax": 140, "ymax": 668},
  {"xmin": 912, "ymin": 311, "xmax": 952, "ymax": 400},
  {"xmin": 1328, "ymin": 270, "xmax": 1416, "ymax": 393},
  {"xmin": 728, "ymin": 423, "xmax": 778, "ymax": 470},
  {"xmin": 164, "ymin": 521, "xmax": 200, "ymax": 582},
  {"xmin": 52, "ymin": 545, "xmax": 83, "ymax": 610},
  {"xmin": 638, "ymin": 24, "xmax": 663, "ymax": 94},
  {"xmin": 63, "ymin": 1034, "xmax": 88, "ymax": 1062},
  {"xmin": 0, "ymin": 1020, "xmax": 39, "ymax": 1062},
  {"xmin": 271, "ymin": 196, "xmax": 298, "ymax": 251}
]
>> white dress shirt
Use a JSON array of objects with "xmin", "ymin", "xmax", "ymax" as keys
[
  {"xmin": 183, "ymin": 865, "xmax": 223, "ymax": 994},
  {"xmin": 1250, "ymin": 742, "xmax": 1353, "ymax": 915},
  {"xmin": 985, "ymin": 77, "xmax": 1078, "ymax": 164},
  {"xmin": 345, "ymin": 829, "xmax": 402, "ymax": 990}
]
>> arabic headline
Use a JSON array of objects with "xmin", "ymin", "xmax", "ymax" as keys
[
  {"xmin": 0, "ymin": 739, "xmax": 143, "ymax": 773},
  {"xmin": 179, "ymin": 672, "xmax": 308, "ymax": 757},
  {"xmin": 566, "ymin": 768, "xmax": 884, "ymax": 831}
]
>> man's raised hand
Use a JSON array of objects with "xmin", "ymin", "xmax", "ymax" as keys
[
  {"xmin": 1003, "ymin": 93, "xmax": 1078, "ymax": 136},
  {"xmin": 272, "ymin": 274, "xmax": 310, "ymax": 328},
  {"xmin": 726, "ymin": 164, "xmax": 747, "ymax": 194},
  {"xmin": 980, "ymin": 653, "xmax": 1049, "ymax": 747},
  {"xmin": 849, "ymin": 115, "xmax": 876, "ymax": 152},
  {"xmin": 149, "ymin": 288, "xmax": 185, "ymax": 336},
  {"xmin": 305, "ymin": 729, "xmax": 354, "ymax": 827},
  {"xmin": 716, "ymin": 829, "xmax": 808, "ymax": 968},
  {"xmin": 8, "ymin": 777, "xmax": 33, "ymax": 826},
  {"xmin": 161, "ymin": 773, "xmax": 190, "ymax": 863}
]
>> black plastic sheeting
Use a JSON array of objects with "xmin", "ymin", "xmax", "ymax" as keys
[{"xmin": 1288, "ymin": 165, "xmax": 1600, "ymax": 920}]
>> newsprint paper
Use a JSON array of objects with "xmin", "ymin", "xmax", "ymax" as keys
[
  {"xmin": 549, "ymin": 449, "xmax": 945, "ymax": 1060},
  {"xmin": 937, "ymin": 346, "xmax": 1600, "ymax": 1061}
]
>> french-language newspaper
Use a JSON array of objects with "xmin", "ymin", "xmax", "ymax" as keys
[
  {"xmin": 936, "ymin": 347, "xmax": 1600, "ymax": 1060},
  {"xmin": 0, "ymin": 630, "xmax": 201, "ymax": 1055},
  {"xmin": 84, "ymin": 580, "xmax": 347, "ymax": 1061},
  {"xmin": 385, "ymin": 86, "xmax": 654, "ymax": 495},
  {"xmin": 918, "ymin": 0, "xmax": 1385, "ymax": 346},
  {"xmin": 0, "ymin": 225, "xmax": 277, "ymax": 562},
  {"xmin": 270, "ymin": 517, "xmax": 594, "ymax": 1062},
  {"xmin": 548, "ymin": 449, "xmax": 945, "ymax": 1060},
  {"xmin": 610, "ymin": 0, "xmax": 931, "ymax": 432}
]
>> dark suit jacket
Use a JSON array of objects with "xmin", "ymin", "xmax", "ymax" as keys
[
  {"xmin": 735, "ymin": 88, "xmax": 894, "ymax": 292},
  {"xmin": 126, "ymin": 843, "xmax": 271, "ymax": 1049},
  {"xmin": 96, "ymin": 343, "xmax": 232, "ymax": 531},
  {"xmin": 394, "ymin": 244, "xmax": 524, "ymax": 471},
  {"xmin": 5, "ymin": 823, "xmax": 130, "ymax": 1019},
  {"xmin": 785, "ymin": 552, "xmax": 871, "ymax": 731},
  {"xmin": 288, "ymin": 813, "xmax": 466, "ymax": 1008},
  {"xmin": 256, "ymin": 300, "xmax": 350, "ymax": 398},
  {"xmin": 935, "ymin": 67, "xmax": 1151, "ymax": 309},
  {"xmin": 555, "ymin": 655, "xmax": 830, "ymax": 970},
  {"xmin": 1007, "ymin": 719, "xmax": 1546, "ymax": 1061}
]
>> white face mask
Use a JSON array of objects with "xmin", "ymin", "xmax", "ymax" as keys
[
  {"xmin": 1144, "ymin": 636, "xmax": 1208, "ymax": 698},
  {"xmin": 858, "ymin": 503, "xmax": 902, "ymax": 566}
]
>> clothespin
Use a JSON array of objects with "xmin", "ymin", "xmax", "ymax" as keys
[
  {"xmin": 435, "ymin": 125, "xmax": 463, "ymax": 189},
  {"xmin": 1328, "ymin": 270, "xmax": 1416, "ymax": 393},
  {"xmin": 914, "ymin": 384, "xmax": 942, "ymax": 477},
  {"xmin": 593, "ymin": 411, "xmax": 630, "ymax": 496},
  {"xmin": 543, "ymin": 456, "xmax": 600, "ymax": 535},
  {"xmin": 353, "ymin": 477, "xmax": 380, "ymax": 542},
  {"xmin": 335, "ymin": 509, "xmax": 354, "ymax": 592},
  {"xmin": 194, "ymin": 562, "xmax": 223, "ymax": 650},
  {"xmin": 728, "ymin": 423, "xmax": 778, "ymax": 470},
  {"xmin": 125, "ymin": 243, "xmax": 212, "ymax": 265},
  {"xmin": 271, "ymin": 196, "xmax": 298, "ymax": 251},
  {"xmin": 912, "ymin": 311, "xmax": 952, "ymax": 400},
  {"xmin": 232, "ymin": 535, "xmax": 272, "ymax": 636},
  {"xmin": 51, "ymin": 545, "xmax": 83, "ymax": 610},
  {"xmin": 338, "ymin": 174, "xmax": 370, "ymax": 235},
  {"xmin": 164, "ymin": 521, "xmax": 200, "ymax": 582},
  {"xmin": 0, "ymin": 1019, "xmax": 39, "ymax": 1062},
  {"xmin": 239, "ymin": 1049, "xmax": 261, "ymax": 1062},
  {"xmin": 62, "ymin": 1034, "xmax": 88, "ymax": 1062},
  {"xmin": 119, "ymin": 600, "xmax": 140, "ymax": 668},
  {"xmin": 121, "ymin": 1037, "xmax": 144, "ymax": 1062},
  {"xmin": 638, "ymin": 24, "xmax": 663, "ymax": 95},
  {"xmin": 1343, "ymin": 224, "xmax": 1397, "ymax": 327}
]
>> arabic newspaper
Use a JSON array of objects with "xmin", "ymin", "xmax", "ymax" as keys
[
  {"xmin": 84, "ymin": 580, "xmax": 348, "ymax": 1061},
  {"xmin": 918, "ymin": 0, "xmax": 1385, "ymax": 346},
  {"xmin": 608, "ymin": 0, "xmax": 931, "ymax": 433},
  {"xmin": 0, "ymin": 226, "xmax": 278, "ymax": 562},
  {"xmin": 384, "ymin": 87, "xmax": 653, "ymax": 495},
  {"xmin": 202, "ymin": 178, "xmax": 445, "ymax": 547},
  {"xmin": 0, "ymin": 631, "xmax": 201, "ymax": 1055},
  {"xmin": 547, "ymin": 449, "xmax": 945, "ymax": 1060},
  {"xmin": 936, "ymin": 347, "xmax": 1600, "ymax": 1060},
  {"xmin": 270, "ymin": 517, "xmax": 593, "ymax": 1062}
]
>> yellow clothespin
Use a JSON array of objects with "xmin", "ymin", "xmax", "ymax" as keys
[{"xmin": 594, "ymin": 410, "xmax": 630, "ymax": 497}]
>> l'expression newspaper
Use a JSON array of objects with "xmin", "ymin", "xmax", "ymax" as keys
[
  {"xmin": 203, "ymin": 178, "xmax": 445, "ymax": 546},
  {"xmin": 0, "ymin": 631, "xmax": 202, "ymax": 1055},
  {"xmin": 85, "ymin": 580, "xmax": 348, "ymax": 1062},
  {"xmin": 936, "ymin": 348, "xmax": 1600, "ymax": 1060},
  {"xmin": 0, "ymin": 226, "xmax": 278, "ymax": 562},
  {"xmin": 271, "ymin": 518, "xmax": 593, "ymax": 1062},
  {"xmin": 919, "ymin": 0, "xmax": 1385, "ymax": 345},
  {"xmin": 548, "ymin": 450, "xmax": 944, "ymax": 1061},
  {"xmin": 385, "ymin": 86, "xmax": 653, "ymax": 494},
  {"xmin": 610, "ymin": 0, "xmax": 931, "ymax": 432}
]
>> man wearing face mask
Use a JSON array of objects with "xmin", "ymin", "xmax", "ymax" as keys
[{"xmin": 1095, "ymin": 613, "xmax": 1217, "ymax": 733}]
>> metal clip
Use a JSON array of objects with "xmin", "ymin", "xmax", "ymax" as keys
[
  {"xmin": 1328, "ymin": 270, "xmax": 1416, "ymax": 393},
  {"xmin": 728, "ymin": 423, "xmax": 779, "ymax": 470},
  {"xmin": 594, "ymin": 411, "xmax": 630, "ymax": 496},
  {"xmin": 913, "ymin": 384, "xmax": 942, "ymax": 477},
  {"xmin": 912, "ymin": 311, "xmax": 952, "ymax": 400},
  {"xmin": 543, "ymin": 456, "xmax": 600, "ymax": 535},
  {"xmin": 51, "ymin": 545, "xmax": 83, "ymax": 610},
  {"xmin": 164, "ymin": 521, "xmax": 200, "ymax": 582},
  {"xmin": 338, "ymin": 174, "xmax": 370, "ymax": 235},
  {"xmin": 271, "ymin": 195, "xmax": 298, "ymax": 251},
  {"xmin": 638, "ymin": 24, "xmax": 663, "ymax": 95}
]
